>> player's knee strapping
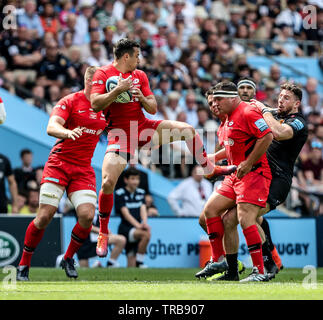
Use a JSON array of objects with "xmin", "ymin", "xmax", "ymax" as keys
[
  {"xmin": 70, "ymin": 190, "xmax": 97, "ymax": 210},
  {"xmin": 39, "ymin": 183, "xmax": 64, "ymax": 207}
]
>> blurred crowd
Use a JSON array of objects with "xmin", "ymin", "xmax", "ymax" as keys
[{"xmin": 0, "ymin": 0, "xmax": 322, "ymax": 216}]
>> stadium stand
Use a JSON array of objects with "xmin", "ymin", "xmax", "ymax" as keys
[{"xmin": 0, "ymin": 0, "xmax": 322, "ymax": 216}]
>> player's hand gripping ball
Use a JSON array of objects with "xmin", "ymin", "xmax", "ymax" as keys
[{"xmin": 106, "ymin": 75, "xmax": 132, "ymax": 103}]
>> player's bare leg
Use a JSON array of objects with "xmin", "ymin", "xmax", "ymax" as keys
[
  {"xmin": 133, "ymin": 229, "xmax": 151, "ymax": 267},
  {"xmin": 97, "ymin": 152, "xmax": 127, "ymax": 257},
  {"xmin": 107, "ymin": 234, "xmax": 127, "ymax": 267},
  {"xmin": 152, "ymin": 120, "xmax": 236, "ymax": 178}
]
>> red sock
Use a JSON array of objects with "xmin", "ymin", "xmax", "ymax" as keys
[
  {"xmin": 243, "ymin": 225, "xmax": 264, "ymax": 274},
  {"xmin": 98, "ymin": 191, "xmax": 113, "ymax": 234},
  {"xmin": 19, "ymin": 220, "xmax": 45, "ymax": 267},
  {"xmin": 186, "ymin": 133, "xmax": 214, "ymax": 174},
  {"xmin": 64, "ymin": 222, "xmax": 92, "ymax": 260},
  {"xmin": 206, "ymin": 216, "xmax": 225, "ymax": 262}
]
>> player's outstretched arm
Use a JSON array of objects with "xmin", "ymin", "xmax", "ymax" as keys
[{"xmin": 47, "ymin": 115, "xmax": 83, "ymax": 140}]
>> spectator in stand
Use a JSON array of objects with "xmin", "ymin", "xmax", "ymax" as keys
[
  {"xmin": 102, "ymin": 26, "xmax": 115, "ymax": 62},
  {"xmin": 37, "ymin": 39, "xmax": 77, "ymax": 90},
  {"xmin": 86, "ymin": 41, "xmax": 110, "ymax": 67},
  {"xmin": 95, "ymin": 0, "xmax": 117, "ymax": 30},
  {"xmin": 268, "ymin": 64, "xmax": 285, "ymax": 87},
  {"xmin": 25, "ymin": 85, "xmax": 51, "ymax": 113},
  {"xmin": 48, "ymin": 85, "xmax": 61, "ymax": 106},
  {"xmin": 6, "ymin": 25, "xmax": 42, "ymax": 93},
  {"xmin": 138, "ymin": 27, "xmax": 154, "ymax": 64},
  {"xmin": 40, "ymin": 2, "xmax": 60, "ymax": 38},
  {"xmin": 18, "ymin": 0, "xmax": 44, "ymax": 39},
  {"xmin": 14, "ymin": 149, "xmax": 36, "ymax": 194},
  {"xmin": 168, "ymin": 165, "xmax": 213, "ymax": 217},
  {"xmin": 272, "ymin": 24, "xmax": 304, "ymax": 57},
  {"xmin": 19, "ymin": 187, "xmax": 40, "ymax": 214},
  {"xmin": 74, "ymin": 0, "xmax": 94, "ymax": 46},
  {"xmin": 302, "ymin": 77, "xmax": 320, "ymax": 107},
  {"xmin": 303, "ymin": 92, "xmax": 321, "ymax": 116},
  {"xmin": 210, "ymin": 0, "xmax": 231, "ymax": 22},
  {"xmin": 165, "ymin": 91, "xmax": 182, "ymax": 121},
  {"xmin": 184, "ymin": 91, "xmax": 199, "ymax": 128},
  {"xmin": 0, "ymin": 153, "xmax": 19, "ymax": 214},
  {"xmin": 263, "ymin": 80, "xmax": 278, "ymax": 107},
  {"xmin": 275, "ymin": 0, "xmax": 303, "ymax": 35},
  {"xmin": 161, "ymin": 31, "xmax": 182, "ymax": 64},
  {"xmin": 59, "ymin": 30, "xmax": 74, "ymax": 57},
  {"xmin": 299, "ymin": 141, "xmax": 323, "ymax": 215},
  {"xmin": 58, "ymin": 0, "xmax": 75, "ymax": 31},
  {"xmin": 152, "ymin": 19, "xmax": 168, "ymax": 49}
]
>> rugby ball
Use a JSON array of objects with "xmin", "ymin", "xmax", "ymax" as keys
[{"xmin": 106, "ymin": 75, "xmax": 132, "ymax": 103}]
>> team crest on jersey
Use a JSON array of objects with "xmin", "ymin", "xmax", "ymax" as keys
[
  {"xmin": 228, "ymin": 121, "xmax": 234, "ymax": 126},
  {"xmin": 133, "ymin": 78, "xmax": 139, "ymax": 84},
  {"xmin": 224, "ymin": 138, "xmax": 234, "ymax": 146}
]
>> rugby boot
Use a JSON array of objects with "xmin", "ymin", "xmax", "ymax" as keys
[
  {"xmin": 204, "ymin": 165, "xmax": 237, "ymax": 181},
  {"xmin": 207, "ymin": 260, "xmax": 245, "ymax": 281},
  {"xmin": 213, "ymin": 271, "xmax": 239, "ymax": 281},
  {"xmin": 195, "ymin": 260, "xmax": 228, "ymax": 279},
  {"xmin": 60, "ymin": 257, "xmax": 78, "ymax": 279},
  {"xmin": 240, "ymin": 267, "xmax": 269, "ymax": 283},
  {"xmin": 96, "ymin": 232, "xmax": 109, "ymax": 257},
  {"xmin": 16, "ymin": 265, "xmax": 29, "ymax": 281}
]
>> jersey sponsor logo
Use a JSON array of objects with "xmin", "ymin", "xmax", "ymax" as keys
[
  {"xmin": 289, "ymin": 118, "xmax": 304, "ymax": 131},
  {"xmin": 54, "ymin": 104, "xmax": 66, "ymax": 110},
  {"xmin": 254, "ymin": 118, "xmax": 269, "ymax": 132},
  {"xmin": 44, "ymin": 177, "xmax": 60, "ymax": 183},
  {"xmin": 224, "ymin": 138, "xmax": 234, "ymax": 146},
  {"xmin": 78, "ymin": 110, "xmax": 86, "ymax": 113},
  {"xmin": 125, "ymin": 202, "xmax": 142, "ymax": 209},
  {"xmin": 258, "ymin": 198, "xmax": 266, "ymax": 202}
]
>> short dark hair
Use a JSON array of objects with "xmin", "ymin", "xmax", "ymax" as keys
[
  {"xmin": 213, "ymin": 81, "xmax": 237, "ymax": 92},
  {"xmin": 280, "ymin": 82, "xmax": 302, "ymax": 101},
  {"xmin": 205, "ymin": 86, "xmax": 217, "ymax": 98},
  {"xmin": 113, "ymin": 38, "xmax": 140, "ymax": 59},
  {"xmin": 20, "ymin": 149, "xmax": 32, "ymax": 158},
  {"xmin": 123, "ymin": 167, "xmax": 140, "ymax": 179}
]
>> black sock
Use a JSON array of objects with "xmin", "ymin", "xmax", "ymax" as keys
[
  {"xmin": 260, "ymin": 218, "xmax": 275, "ymax": 251},
  {"xmin": 262, "ymin": 240, "xmax": 276, "ymax": 269},
  {"xmin": 226, "ymin": 253, "xmax": 238, "ymax": 275}
]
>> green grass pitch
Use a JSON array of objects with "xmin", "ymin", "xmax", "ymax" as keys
[{"xmin": 0, "ymin": 268, "xmax": 323, "ymax": 300}]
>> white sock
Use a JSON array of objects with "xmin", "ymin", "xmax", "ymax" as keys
[
  {"xmin": 108, "ymin": 258, "xmax": 117, "ymax": 265},
  {"xmin": 136, "ymin": 253, "xmax": 145, "ymax": 263}
]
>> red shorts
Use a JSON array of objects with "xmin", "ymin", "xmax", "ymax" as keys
[
  {"xmin": 106, "ymin": 119, "xmax": 163, "ymax": 158},
  {"xmin": 41, "ymin": 157, "xmax": 96, "ymax": 195},
  {"xmin": 217, "ymin": 171, "xmax": 271, "ymax": 208}
]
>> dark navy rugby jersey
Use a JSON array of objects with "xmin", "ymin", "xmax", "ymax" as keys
[
  {"xmin": 267, "ymin": 112, "xmax": 308, "ymax": 180},
  {"xmin": 115, "ymin": 187, "xmax": 146, "ymax": 228}
]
